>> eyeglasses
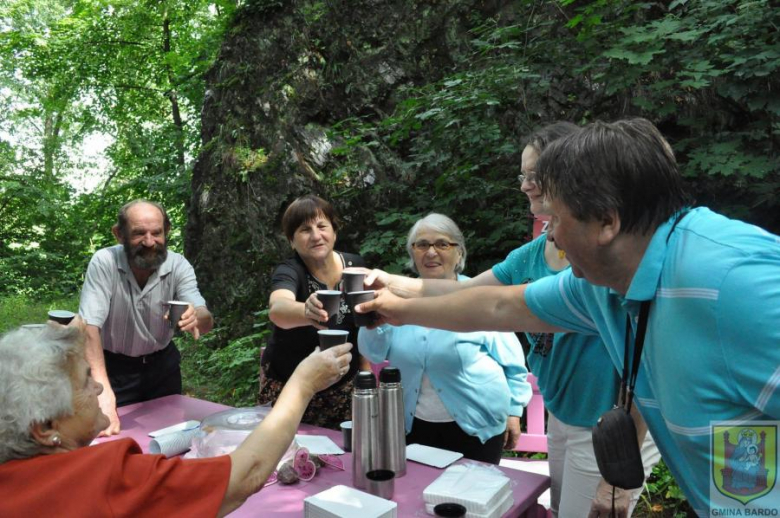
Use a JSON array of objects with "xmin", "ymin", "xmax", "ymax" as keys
[
  {"xmin": 517, "ymin": 173, "xmax": 537, "ymax": 185},
  {"xmin": 412, "ymin": 240, "xmax": 460, "ymax": 252}
]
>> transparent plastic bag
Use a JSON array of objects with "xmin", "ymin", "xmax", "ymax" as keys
[{"xmin": 189, "ymin": 406, "xmax": 272, "ymax": 458}]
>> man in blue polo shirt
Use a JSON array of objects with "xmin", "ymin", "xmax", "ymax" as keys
[{"xmin": 357, "ymin": 118, "xmax": 780, "ymax": 516}]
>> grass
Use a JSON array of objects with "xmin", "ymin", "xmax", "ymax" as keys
[{"xmin": 0, "ymin": 293, "xmax": 80, "ymax": 333}]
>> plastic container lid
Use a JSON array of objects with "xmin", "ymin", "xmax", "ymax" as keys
[
  {"xmin": 190, "ymin": 406, "xmax": 272, "ymax": 459},
  {"xmin": 199, "ymin": 406, "xmax": 271, "ymax": 430},
  {"xmin": 355, "ymin": 370, "xmax": 377, "ymax": 389},
  {"xmin": 379, "ymin": 366, "xmax": 401, "ymax": 383}
]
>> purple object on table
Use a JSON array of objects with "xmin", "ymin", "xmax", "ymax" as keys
[{"xmin": 105, "ymin": 395, "xmax": 550, "ymax": 517}]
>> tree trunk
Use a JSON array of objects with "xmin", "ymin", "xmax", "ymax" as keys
[
  {"xmin": 163, "ymin": 13, "xmax": 185, "ymax": 169},
  {"xmin": 42, "ymin": 110, "xmax": 62, "ymax": 179}
]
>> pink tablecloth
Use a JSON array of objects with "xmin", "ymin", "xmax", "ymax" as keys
[{"xmin": 101, "ymin": 395, "xmax": 550, "ymax": 517}]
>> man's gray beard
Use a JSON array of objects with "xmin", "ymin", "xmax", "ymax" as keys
[{"xmin": 125, "ymin": 242, "xmax": 168, "ymax": 271}]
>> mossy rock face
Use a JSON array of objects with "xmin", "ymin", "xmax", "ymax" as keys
[{"xmin": 186, "ymin": 0, "xmax": 505, "ymax": 336}]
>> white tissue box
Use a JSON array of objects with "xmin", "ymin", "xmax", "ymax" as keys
[
  {"xmin": 304, "ymin": 485, "xmax": 397, "ymax": 518},
  {"xmin": 423, "ymin": 464, "xmax": 512, "ymax": 517}
]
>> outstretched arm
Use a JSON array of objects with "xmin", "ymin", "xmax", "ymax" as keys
[
  {"xmin": 357, "ymin": 284, "xmax": 563, "ymax": 334},
  {"xmin": 269, "ymin": 289, "xmax": 326, "ymax": 330},
  {"xmin": 363, "ymin": 267, "xmax": 504, "ymax": 298},
  {"xmin": 219, "ymin": 343, "xmax": 353, "ymax": 516}
]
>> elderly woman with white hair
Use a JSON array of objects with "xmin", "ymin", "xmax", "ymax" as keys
[
  {"xmin": 0, "ymin": 318, "xmax": 351, "ymax": 517},
  {"xmin": 358, "ymin": 213, "xmax": 532, "ymax": 464}
]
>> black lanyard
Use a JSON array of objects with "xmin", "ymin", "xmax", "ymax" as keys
[
  {"xmin": 620, "ymin": 301, "xmax": 650, "ymax": 412},
  {"xmin": 618, "ymin": 209, "xmax": 689, "ymax": 412}
]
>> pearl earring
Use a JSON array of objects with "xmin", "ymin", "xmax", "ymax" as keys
[{"xmin": 52, "ymin": 435, "xmax": 61, "ymax": 447}]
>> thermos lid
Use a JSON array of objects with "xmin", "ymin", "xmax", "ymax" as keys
[
  {"xmin": 355, "ymin": 370, "xmax": 377, "ymax": 389},
  {"xmin": 379, "ymin": 366, "xmax": 401, "ymax": 383}
]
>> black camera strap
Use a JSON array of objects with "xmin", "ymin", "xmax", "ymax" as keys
[
  {"xmin": 620, "ymin": 301, "xmax": 651, "ymax": 412},
  {"xmin": 619, "ymin": 209, "xmax": 689, "ymax": 412}
]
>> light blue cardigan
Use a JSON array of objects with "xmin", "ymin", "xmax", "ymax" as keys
[{"xmin": 358, "ymin": 277, "xmax": 531, "ymax": 443}]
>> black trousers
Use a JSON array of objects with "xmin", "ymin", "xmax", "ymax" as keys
[
  {"xmin": 104, "ymin": 342, "xmax": 182, "ymax": 407},
  {"xmin": 405, "ymin": 417, "xmax": 505, "ymax": 465}
]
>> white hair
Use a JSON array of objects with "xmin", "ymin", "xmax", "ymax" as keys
[
  {"xmin": 405, "ymin": 213, "xmax": 467, "ymax": 274},
  {"xmin": 0, "ymin": 324, "xmax": 80, "ymax": 464}
]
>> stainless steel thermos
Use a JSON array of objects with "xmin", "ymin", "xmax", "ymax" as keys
[
  {"xmin": 351, "ymin": 370, "xmax": 380, "ymax": 489},
  {"xmin": 379, "ymin": 366, "xmax": 406, "ymax": 477}
]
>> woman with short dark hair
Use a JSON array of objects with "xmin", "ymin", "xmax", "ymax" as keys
[{"xmin": 260, "ymin": 195, "xmax": 368, "ymax": 429}]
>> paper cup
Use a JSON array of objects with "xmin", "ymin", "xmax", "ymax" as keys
[
  {"xmin": 366, "ymin": 469, "xmax": 395, "ymax": 500},
  {"xmin": 345, "ymin": 291, "xmax": 376, "ymax": 327},
  {"xmin": 340, "ymin": 420, "xmax": 353, "ymax": 452},
  {"xmin": 318, "ymin": 329, "xmax": 349, "ymax": 349},
  {"xmin": 47, "ymin": 310, "xmax": 76, "ymax": 325},
  {"xmin": 315, "ymin": 289, "xmax": 342, "ymax": 320},
  {"xmin": 341, "ymin": 270, "xmax": 365, "ymax": 293},
  {"xmin": 166, "ymin": 301, "xmax": 190, "ymax": 329}
]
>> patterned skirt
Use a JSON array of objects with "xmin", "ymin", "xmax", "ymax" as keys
[{"xmin": 257, "ymin": 363, "xmax": 354, "ymax": 431}]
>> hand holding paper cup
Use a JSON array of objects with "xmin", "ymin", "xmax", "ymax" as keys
[
  {"xmin": 166, "ymin": 301, "xmax": 190, "ymax": 330},
  {"xmin": 346, "ymin": 290, "xmax": 376, "ymax": 327},
  {"xmin": 315, "ymin": 290, "xmax": 342, "ymax": 326},
  {"xmin": 317, "ymin": 329, "xmax": 349, "ymax": 349}
]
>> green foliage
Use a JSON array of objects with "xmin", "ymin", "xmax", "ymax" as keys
[
  {"xmin": 0, "ymin": 0, "xmax": 237, "ymax": 297},
  {"xmin": 639, "ymin": 460, "xmax": 696, "ymax": 517},
  {"xmin": 0, "ymin": 294, "xmax": 80, "ymax": 332},
  {"xmin": 179, "ymin": 310, "xmax": 271, "ymax": 408},
  {"xmin": 323, "ymin": 0, "xmax": 778, "ymax": 281}
]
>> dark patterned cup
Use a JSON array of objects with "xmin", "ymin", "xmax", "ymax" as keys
[
  {"xmin": 341, "ymin": 270, "xmax": 365, "ymax": 293},
  {"xmin": 345, "ymin": 291, "xmax": 376, "ymax": 327}
]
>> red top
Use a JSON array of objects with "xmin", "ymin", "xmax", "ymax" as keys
[{"xmin": 0, "ymin": 438, "xmax": 231, "ymax": 518}]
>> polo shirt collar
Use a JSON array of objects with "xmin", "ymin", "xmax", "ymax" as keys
[{"xmin": 625, "ymin": 214, "xmax": 678, "ymax": 302}]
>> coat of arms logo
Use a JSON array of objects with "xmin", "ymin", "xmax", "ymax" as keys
[{"xmin": 712, "ymin": 424, "xmax": 777, "ymax": 505}]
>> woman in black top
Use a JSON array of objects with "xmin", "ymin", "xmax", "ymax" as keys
[{"xmin": 259, "ymin": 195, "xmax": 368, "ymax": 429}]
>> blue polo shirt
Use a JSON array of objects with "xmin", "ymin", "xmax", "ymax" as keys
[
  {"xmin": 492, "ymin": 234, "xmax": 620, "ymax": 427},
  {"xmin": 525, "ymin": 207, "xmax": 780, "ymax": 515}
]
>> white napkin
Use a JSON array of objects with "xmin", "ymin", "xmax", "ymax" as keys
[
  {"xmin": 148, "ymin": 420, "xmax": 200, "ymax": 438},
  {"xmin": 304, "ymin": 485, "xmax": 397, "ymax": 518},
  {"xmin": 294, "ymin": 434, "xmax": 344, "ymax": 455},
  {"xmin": 423, "ymin": 463, "xmax": 512, "ymax": 515},
  {"xmin": 149, "ymin": 428, "xmax": 199, "ymax": 457},
  {"xmin": 406, "ymin": 443, "xmax": 463, "ymax": 468}
]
